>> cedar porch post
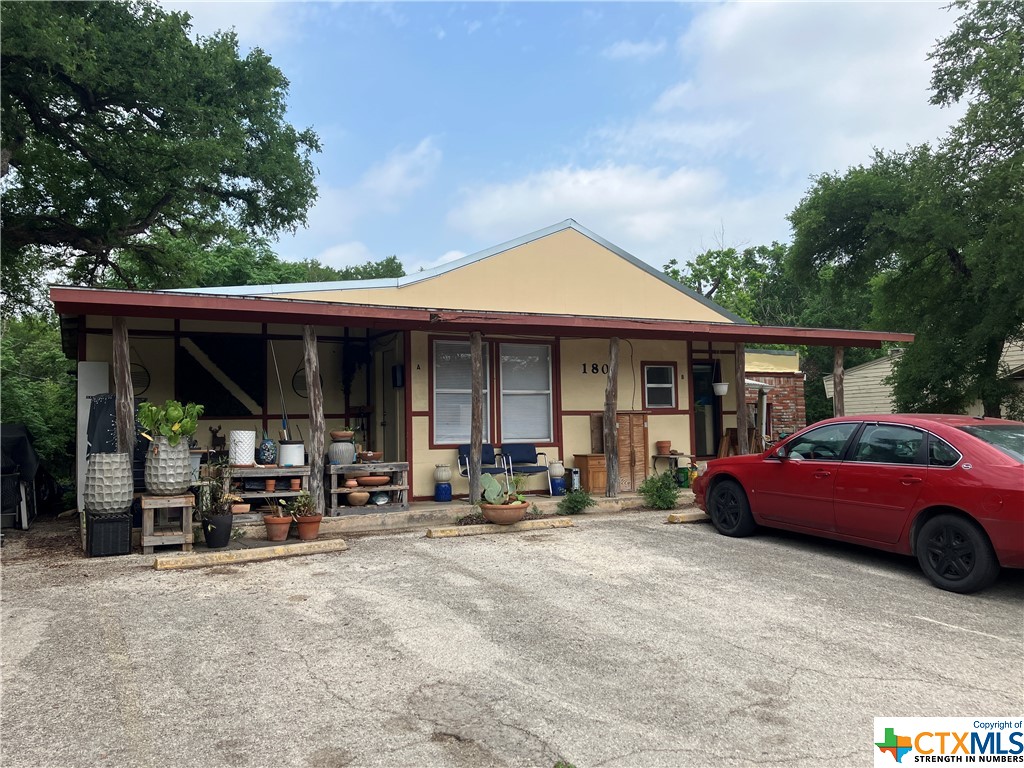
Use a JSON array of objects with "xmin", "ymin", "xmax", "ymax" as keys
[
  {"xmin": 603, "ymin": 337, "xmax": 620, "ymax": 497},
  {"xmin": 303, "ymin": 325, "xmax": 326, "ymax": 516},
  {"xmin": 112, "ymin": 317, "xmax": 135, "ymax": 454},
  {"xmin": 735, "ymin": 342, "xmax": 749, "ymax": 454},
  {"xmin": 832, "ymin": 346, "xmax": 845, "ymax": 417},
  {"xmin": 469, "ymin": 331, "xmax": 484, "ymax": 503}
]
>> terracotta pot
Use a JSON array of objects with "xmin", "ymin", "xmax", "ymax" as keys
[
  {"xmin": 289, "ymin": 478, "xmax": 302, "ymax": 491},
  {"xmin": 480, "ymin": 502, "xmax": 529, "ymax": 525},
  {"xmin": 359, "ymin": 476, "xmax": 390, "ymax": 486},
  {"xmin": 330, "ymin": 430, "xmax": 354, "ymax": 440},
  {"xmin": 347, "ymin": 491, "xmax": 370, "ymax": 506},
  {"xmin": 230, "ymin": 503, "xmax": 250, "ymax": 514},
  {"xmin": 295, "ymin": 515, "xmax": 323, "ymax": 541},
  {"xmin": 263, "ymin": 514, "xmax": 291, "ymax": 541},
  {"xmin": 344, "ymin": 479, "xmax": 359, "ymax": 488},
  {"xmin": 264, "ymin": 478, "xmax": 276, "ymax": 492},
  {"xmin": 655, "ymin": 440, "xmax": 672, "ymax": 456}
]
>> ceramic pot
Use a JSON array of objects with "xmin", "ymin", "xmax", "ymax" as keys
[
  {"xmin": 278, "ymin": 441, "xmax": 304, "ymax": 467},
  {"xmin": 289, "ymin": 478, "xmax": 301, "ymax": 491},
  {"xmin": 202, "ymin": 513, "xmax": 233, "ymax": 549},
  {"xmin": 229, "ymin": 430, "xmax": 256, "ymax": 466},
  {"xmin": 655, "ymin": 440, "xmax": 672, "ymax": 456},
  {"xmin": 83, "ymin": 453, "xmax": 134, "ymax": 515},
  {"xmin": 713, "ymin": 382, "xmax": 729, "ymax": 396},
  {"xmin": 264, "ymin": 478, "xmax": 277, "ymax": 492},
  {"xmin": 230, "ymin": 503, "xmax": 250, "ymax": 514},
  {"xmin": 548, "ymin": 460, "xmax": 565, "ymax": 479},
  {"xmin": 263, "ymin": 515, "xmax": 291, "ymax": 541},
  {"xmin": 257, "ymin": 438, "xmax": 278, "ymax": 465},
  {"xmin": 330, "ymin": 430, "xmax": 354, "ymax": 440},
  {"xmin": 328, "ymin": 439, "xmax": 356, "ymax": 466},
  {"xmin": 481, "ymin": 502, "xmax": 529, "ymax": 525},
  {"xmin": 347, "ymin": 491, "xmax": 370, "ymax": 506},
  {"xmin": 145, "ymin": 436, "xmax": 191, "ymax": 495},
  {"xmin": 344, "ymin": 479, "xmax": 359, "ymax": 488},
  {"xmin": 434, "ymin": 464, "xmax": 453, "ymax": 483},
  {"xmin": 295, "ymin": 515, "xmax": 322, "ymax": 541}
]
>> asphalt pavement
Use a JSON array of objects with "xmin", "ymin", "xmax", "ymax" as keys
[{"xmin": 2, "ymin": 510, "xmax": 1022, "ymax": 768}]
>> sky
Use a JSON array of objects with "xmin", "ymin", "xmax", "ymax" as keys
[{"xmin": 165, "ymin": 1, "xmax": 965, "ymax": 276}]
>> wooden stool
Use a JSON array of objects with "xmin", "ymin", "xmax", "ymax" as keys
[{"xmin": 140, "ymin": 494, "xmax": 195, "ymax": 554}]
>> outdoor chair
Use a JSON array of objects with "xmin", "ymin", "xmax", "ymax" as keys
[
  {"xmin": 457, "ymin": 443, "xmax": 511, "ymax": 485},
  {"xmin": 500, "ymin": 443, "xmax": 551, "ymax": 495}
]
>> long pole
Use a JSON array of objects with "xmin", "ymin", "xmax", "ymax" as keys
[{"xmin": 269, "ymin": 340, "xmax": 289, "ymax": 440}]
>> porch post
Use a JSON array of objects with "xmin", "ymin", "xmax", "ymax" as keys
[
  {"xmin": 735, "ymin": 342, "xmax": 749, "ymax": 454},
  {"xmin": 603, "ymin": 337, "xmax": 620, "ymax": 497},
  {"xmin": 303, "ymin": 325, "xmax": 325, "ymax": 516},
  {"xmin": 112, "ymin": 317, "xmax": 135, "ymax": 454},
  {"xmin": 469, "ymin": 331, "xmax": 483, "ymax": 504},
  {"xmin": 832, "ymin": 346, "xmax": 845, "ymax": 417}
]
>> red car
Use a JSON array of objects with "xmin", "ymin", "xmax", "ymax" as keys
[{"xmin": 692, "ymin": 414, "xmax": 1024, "ymax": 593}]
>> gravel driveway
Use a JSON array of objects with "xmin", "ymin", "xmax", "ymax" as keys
[{"xmin": 3, "ymin": 511, "xmax": 1022, "ymax": 768}]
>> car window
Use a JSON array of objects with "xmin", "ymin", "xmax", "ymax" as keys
[
  {"xmin": 785, "ymin": 423, "xmax": 858, "ymax": 461},
  {"xmin": 850, "ymin": 424, "xmax": 925, "ymax": 465},
  {"xmin": 958, "ymin": 424, "xmax": 1024, "ymax": 463},
  {"xmin": 928, "ymin": 435, "xmax": 961, "ymax": 467}
]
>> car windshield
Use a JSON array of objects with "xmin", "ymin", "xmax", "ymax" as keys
[{"xmin": 958, "ymin": 424, "xmax": 1024, "ymax": 463}]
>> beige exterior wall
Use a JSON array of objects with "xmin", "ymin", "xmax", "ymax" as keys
[
  {"xmin": 823, "ymin": 355, "xmax": 897, "ymax": 415},
  {"xmin": 747, "ymin": 349, "xmax": 800, "ymax": 374},
  {"xmin": 274, "ymin": 229, "xmax": 735, "ymax": 323}
]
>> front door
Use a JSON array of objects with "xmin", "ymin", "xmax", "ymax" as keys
[
  {"xmin": 692, "ymin": 364, "xmax": 721, "ymax": 458},
  {"xmin": 616, "ymin": 412, "xmax": 648, "ymax": 492},
  {"xmin": 834, "ymin": 423, "xmax": 926, "ymax": 544},
  {"xmin": 754, "ymin": 422, "xmax": 859, "ymax": 531}
]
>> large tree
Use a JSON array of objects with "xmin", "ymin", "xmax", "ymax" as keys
[
  {"xmin": 1, "ymin": 0, "xmax": 321, "ymax": 312},
  {"xmin": 789, "ymin": 0, "xmax": 1024, "ymax": 416}
]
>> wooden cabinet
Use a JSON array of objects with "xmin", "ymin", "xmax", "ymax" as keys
[
  {"xmin": 584, "ymin": 411, "xmax": 649, "ymax": 493},
  {"xmin": 573, "ymin": 454, "xmax": 607, "ymax": 493}
]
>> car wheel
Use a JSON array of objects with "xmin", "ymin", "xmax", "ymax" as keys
[
  {"xmin": 915, "ymin": 513, "xmax": 999, "ymax": 594},
  {"xmin": 708, "ymin": 479, "xmax": 757, "ymax": 537}
]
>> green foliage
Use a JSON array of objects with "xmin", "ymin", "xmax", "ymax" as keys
[
  {"xmin": 556, "ymin": 489, "xmax": 596, "ymax": 515},
  {"xmin": 0, "ymin": 314, "xmax": 76, "ymax": 485},
  {"xmin": 137, "ymin": 400, "xmax": 204, "ymax": 446},
  {"xmin": 1, "ymin": 0, "xmax": 320, "ymax": 312},
  {"xmin": 288, "ymin": 490, "xmax": 317, "ymax": 517},
  {"xmin": 637, "ymin": 472, "xmax": 680, "ymax": 510}
]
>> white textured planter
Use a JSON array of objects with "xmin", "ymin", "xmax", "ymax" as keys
[
  {"xmin": 433, "ymin": 464, "xmax": 453, "ymax": 483},
  {"xmin": 713, "ymin": 382, "xmax": 729, "ymax": 397},
  {"xmin": 145, "ymin": 436, "xmax": 191, "ymax": 495},
  {"xmin": 229, "ymin": 430, "xmax": 256, "ymax": 466},
  {"xmin": 83, "ymin": 453, "xmax": 134, "ymax": 515},
  {"xmin": 547, "ymin": 461, "xmax": 565, "ymax": 479}
]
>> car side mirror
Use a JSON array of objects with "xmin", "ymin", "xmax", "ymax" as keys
[{"xmin": 771, "ymin": 446, "xmax": 787, "ymax": 460}]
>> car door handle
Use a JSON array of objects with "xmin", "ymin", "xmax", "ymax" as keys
[
  {"xmin": 813, "ymin": 471, "xmax": 831, "ymax": 479},
  {"xmin": 900, "ymin": 476, "xmax": 923, "ymax": 485}
]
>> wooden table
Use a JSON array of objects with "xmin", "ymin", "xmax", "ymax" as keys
[{"xmin": 140, "ymin": 493, "xmax": 194, "ymax": 554}]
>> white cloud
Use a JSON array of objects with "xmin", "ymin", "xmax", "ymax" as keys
[
  {"xmin": 161, "ymin": 1, "xmax": 300, "ymax": 48},
  {"xmin": 602, "ymin": 38, "xmax": 666, "ymax": 61},
  {"xmin": 359, "ymin": 139, "xmax": 442, "ymax": 204},
  {"xmin": 452, "ymin": 2, "xmax": 966, "ymax": 270},
  {"xmin": 314, "ymin": 241, "xmax": 377, "ymax": 270}
]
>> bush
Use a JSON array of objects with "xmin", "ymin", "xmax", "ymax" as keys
[
  {"xmin": 557, "ymin": 489, "xmax": 595, "ymax": 515},
  {"xmin": 638, "ymin": 471, "xmax": 680, "ymax": 510}
]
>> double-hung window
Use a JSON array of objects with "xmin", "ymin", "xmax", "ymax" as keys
[
  {"xmin": 499, "ymin": 343, "xmax": 552, "ymax": 443},
  {"xmin": 433, "ymin": 340, "xmax": 488, "ymax": 444},
  {"xmin": 644, "ymin": 364, "xmax": 676, "ymax": 409}
]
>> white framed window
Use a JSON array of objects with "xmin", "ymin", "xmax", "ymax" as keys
[
  {"xmin": 644, "ymin": 364, "xmax": 676, "ymax": 409},
  {"xmin": 499, "ymin": 343, "xmax": 552, "ymax": 442},
  {"xmin": 433, "ymin": 340, "xmax": 489, "ymax": 444}
]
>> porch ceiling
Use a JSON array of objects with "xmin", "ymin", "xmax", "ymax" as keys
[{"xmin": 49, "ymin": 285, "xmax": 914, "ymax": 348}]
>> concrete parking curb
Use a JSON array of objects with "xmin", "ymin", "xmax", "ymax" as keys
[
  {"xmin": 426, "ymin": 517, "xmax": 574, "ymax": 538},
  {"xmin": 666, "ymin": 510, "xmax": 710, "ymax": 524},
  {"xmin": 153, "ymin": 538, "xmax": 349, "ymax": 570}
]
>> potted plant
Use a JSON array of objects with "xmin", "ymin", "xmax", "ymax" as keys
[
  {"xmin": 289, "ymin": 490, "xmax": 322, "ymax": 540},
  {"xmin": 478, "ymin": 472, "xmax": 528, "ymax": 525},
  {"xmin": 263, "ymin": 498, "xmax": 291, "ymax": 542},
  {"xmin": 138, "ymin": 400, "xmax": 204, "ymax": 495},
  {"xmin": 195, "ymin": 481, "xmax": 236, "ymax": 549}
]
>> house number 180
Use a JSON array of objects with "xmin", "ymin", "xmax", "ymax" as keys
[{"xmin": 581, "ymin": 363, "xmax": 610, "ymax": 374}]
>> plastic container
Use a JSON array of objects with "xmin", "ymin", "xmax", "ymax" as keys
[
  {"xmin": 278, "ymin": 441, "xmax": 305, "ymax": 467},
  {"xmin": 86, "ymin": 511, "xmax": 131, "ymax": 557}
]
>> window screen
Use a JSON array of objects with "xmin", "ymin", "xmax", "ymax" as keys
[
  {"xmin": 434, "ymin": 340, "xmax": 488, "ymax": 443},
  {"xmin": 500, "ymin": 343, "xmax": 552, "ymax": 442}
]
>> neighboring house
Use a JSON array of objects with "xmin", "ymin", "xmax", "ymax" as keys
[
  {"xmin": 823, "ymin": 343, "xmax": 1024, "ymax": 417},
  {"xmin": 745, "ymin": 349, "xmax": 806, "ymax": 439},
  {"xmin": 50, "ymin": 219, "xmax": 911, "ymax": 503}
]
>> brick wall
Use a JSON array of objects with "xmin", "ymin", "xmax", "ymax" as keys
[{"xmin": 746, "ymin": 372, "xmax": 806, "ymax": 439}]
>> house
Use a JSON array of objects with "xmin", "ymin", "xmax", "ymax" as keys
[
  {"xmin": 823, "ymin": 344, "xmax": 1024, "ymax": 417},
  {"xmin": 744, "ymin": 349, "xmax": 806, "ymax": 439},
  {"xmin": 50, "ymin": 219, "xmax": 912, "ymax": 507}
]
